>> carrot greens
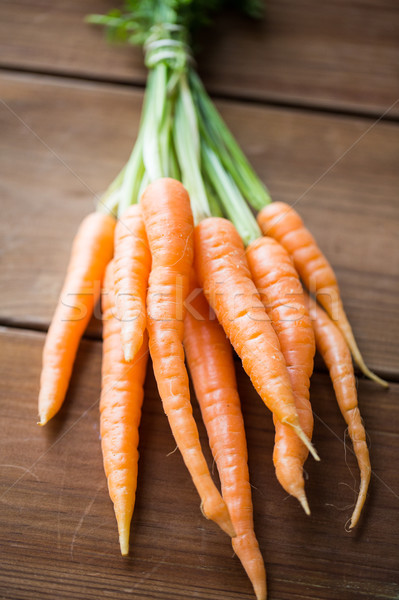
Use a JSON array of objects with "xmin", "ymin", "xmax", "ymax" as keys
[{"xmin": 87, "ymin": 0, "xmax": 269, "ymax": 235}]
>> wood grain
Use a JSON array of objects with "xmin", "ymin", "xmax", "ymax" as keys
[
  {"xmin": 1, "ymin": 72, "xmax": 398, "ymax": 376},
  {"xmin": 0, "ymin": 327, "xmax": 398, "ymax": 599},
  {"xmin": 0, "ymin": 0, "xmax": 398, "ymax": 116}
]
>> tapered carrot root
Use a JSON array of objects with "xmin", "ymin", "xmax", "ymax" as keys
[
  {"xmin": 194, "ymin": 217, "xmax": 318, "ymax": 462},
  {"xmin": 257, "ymin": 202, "xmax": 388, "ymax": 388},
  {"xmin": 141, "ymin": 179, "xmax": 235, "ymax": 538},
  {"xmin": 247, "ymin": 237, "xmax": 315, "ymax": 514},
  {"xmin": 184, "ymin": 273, "xmax": 266, "ymax": 600},
  {"xmin": 114, "ymin": 204, "xmax": 151, "ymax": 362},
  {"xmin": 327, "ymin": 301, "xmax": 388, "ymax": 389},
  {"xmin": 305, "ymin": 293, "xmax": 371, "ymax": 528},
  {"xmin": 101, "ymin": 261, "xmax": 149, "ymax": 555},
  {"xmin": 38, "ymin": 212, "xmax": 115, "ymax": 425}
]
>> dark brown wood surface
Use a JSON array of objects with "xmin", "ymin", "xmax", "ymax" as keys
[
  {"xmin": 0, "ymin": 328, "xmax": 398, "ymax": 600},
  {"xmin": 0, "ymin": 1, "xmax": 398, "ymax": 116},
  {"xmin": 1, "ymin": 2, "xmax": 399, "ymax": 598}
]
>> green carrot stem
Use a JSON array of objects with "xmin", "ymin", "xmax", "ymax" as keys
[
  {"xmin": 90, "ymin": 6, "xmax": 270, "ymax": 239},
  {"xmin": 173, "ymin": 74, "xmax": 211, "ymax": 224},
  {"xmin": 201, "ymin": 142, "xmax": 261, "ymax": 246},
  {"xmin": 97, "ymin": 164, "xmax": 126, "ymax": 215},
  {"xmin": 190, "ymin": 70, "xmax": 271, "ymax": 210},
  {"xmin": 117, "ymin": 136, "xmax": 145, "ymax": 217},
  {"xmin": 143, "ymin": 64, "xmax": 168, "ymax": 180},
  {"xmin": 203, "ymin": 173, "xmax": 224, "ymax": 218},
  {"xmin": 137, "ymin": 171, "xmax": 150, "ymax": 202}
]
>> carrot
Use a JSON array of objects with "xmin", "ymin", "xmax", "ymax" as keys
[
  {"xmin": 184, "ymin": 272, "xmax": 266, "ymax": 600},
  {"xmin": 257, "ymin": 202, "xmax": 388, "ymax": 388},
  {"xmin": 101, "ymin": 260, "xmax": 149, "ymax": 555},
  {"xmin": 38, "ymin": 212, "xmax": 115, "ymax": 425},
  {"xmin": 141, "ymin": 178, "xmax": 235, "ymax": 538},
  {"xmin": 194, "ymin": 217, "xmax": 319, "ymax": 461},
  {"xmin": 305, "ymin": 293, "xmax": 371, "ymax": 528},
  {"xmin": 113, "ymin": 204, "xmax": 151, "ymax": 362},
  {"xmin": 246, "ymin": 236, "xmax": 315, "ymax": 515}
]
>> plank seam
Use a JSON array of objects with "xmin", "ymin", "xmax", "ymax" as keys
[
  {"xmin": 0, "ymin": 64, "xmax": 398, "ymax": 124},
  {"xmin": 1, "ymin": 320, "xmax": 398, "ymax": 383}
]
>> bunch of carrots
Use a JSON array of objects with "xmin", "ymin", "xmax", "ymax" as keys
[{"xmin": 37, "ymin": 2, "xmax": 388, "ymax": 598}]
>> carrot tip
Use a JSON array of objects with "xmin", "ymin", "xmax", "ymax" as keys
[
  {"xmin": 123, "ymin": 347, "xmax": 134, "ymax": 363},
  {"xmin": 340, "ymin": 315, "xmax": 389, "ymax": 388},
  {"xmin": 297, "ymin": 493, "xmax": 311, "ymax": 516},
  {"xmin": 118, "ymin": 525, "xmax": 130, "ymax": 556},
  {"xmin": 254, "ymin": 582, "xmax": 267, "ymax": 600},
  {"xmin": 285, "ymin": 421, "xmax": 320, "ymax": 462},
  {"xmin": 114, "ymin": 504, "xmax": 132, "ymax": 556},
  {"xmin": 349, "ymin": 513, "xmax": 361, "ymax": 529},
  {"xmin": 362, "ymin": 368, "xmax": 389, "ymax": 389},
  {"xmin": 123, "ymin": 337, "xmax": 143, "ymax": 363},
  {"xmin": 256, "ymin": 588, "xmax": 267, "ymax": 600},
  {"xmin": 37, "ymin": 415, "xmax": 48, "ymax": 426},
  {"xmin": 200, "ymin": 501, "xmax": 236, "ymax": 538},
  {"xmin": 119, "ymin": 538, "xmax": 129, "ymax": 556},
  {"xmin": 349, "ymin": 480, "xmax": 370, "ymax": 530},
  {"xmin": 350, "ymin": 501, "xmax": 364, "ymax": 529},
  {"xmin": 223, "ymin": 519, "xmax": 237, "ymax": 539}
]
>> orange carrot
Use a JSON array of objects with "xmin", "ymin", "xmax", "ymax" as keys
[
  {"xmin": 257, "ymin": 202, "xmax": 388, "ymax": 388},
  {"xmin": 114, "ymin": 204, "xmax": 151, "ymax": 362},
  {"xmin": 194, "ymin": 217, "xmax": 318, "ymax": 461},
  {"xmin": 38, "ymin": 212, "xmax": 115, "ymax": 425},
  {"xmin": 141, "ymin": 178, "xmax": 235, "ymax": 538},
  {"xmin": 184, "ymin": 272, "xmax": 266, "ymax": 600},
  {"xmin": 305, "ymin": 293, "xmax": 371, "ymax": 528},
  {"xmin": 246, "ymin": 236, "xmax": 315, "ymax": 515},
  {"xmin": 101, "ymin": 260, "xmax": 149, "ymax": 555}
]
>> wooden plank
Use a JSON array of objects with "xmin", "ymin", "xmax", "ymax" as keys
[
  {"xmin": 0, "ymin": 0, "xmax": 398, "ymax": 116},
  {"xmin": 1, "ymin": 72, "xmax": 398, "ymax": 376},
  {"xmin": 0, "ymin": 327, "xmax": 398, "ymax": 599},
  {"xmin": 0, "ymin": 72, "xmax": 140, "ymax": 338}
]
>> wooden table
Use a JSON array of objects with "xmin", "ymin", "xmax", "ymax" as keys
[{"xmin": 1, "ymin": 2, "xmax": 398, "ymax": 598}]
